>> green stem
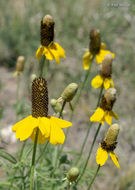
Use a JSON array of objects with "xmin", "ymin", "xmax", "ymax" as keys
[
  {"xmin": 75, "ymin": 123, "xmax": 102, "ymax": 186},
  {"xmin": 75, "ymin": 86, "xmax": 104, "ymax": 165},
  {"xmin": 36, "ymin": 141, "xmax": 49, "ymax": 163},
  {"xmin": 40, "ymin": 55, "xmax": 46, "ymax": 77},
  {"xmin": 59, "ymin": 100, "xmax": 66, "ymax": 118},
  {"xmin": 16, "ymin": 74, "xmax": 20, "ymax": 102},
  {"xmin": 30, "ymin": 128, "xmax": 39, "ymax": 190},
  {"xmin": 62, "ymin": 56, "xmax": 95, "ymax": 147},
  {"xmin": 87, "ymin": 165, "xmax": 100, "ymax": 190},
  {"xmin": 19, "ymin": 141, "xmax": 26, "ymax": 161}
]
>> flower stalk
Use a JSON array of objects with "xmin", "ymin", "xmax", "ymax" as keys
[
  {"xmin": 75, "ymin": 123, "xmax": 102, "ymax": 186},
  {"xmin": 87, "ymin": 165, "xmax": 100, "ymax": 190},
  {"xmin": 30, "ymin": 128, "xmax": 39, "ymax": 190}
]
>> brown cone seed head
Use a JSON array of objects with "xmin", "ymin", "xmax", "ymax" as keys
[
  {"xmin": 100, "ymin": 88, "xmax": 117, "ymax": 111},
  {"xmin": 104, "ymin": 123, "xmax": 120, "ymax": 145},
  {"xmin": 89, "ymin": 28, "xmax": 101, "ymax": 54},
  {"xmin": 41, "ymin": 14, "xmax": 55, "ymax": 46},
  {"xmin": 32, "ymin": 77, "xmax": 48, "ymax": 118},
  {"xmin": 100, "ymin": 54, "xmax": 113, "ymax": 77}
]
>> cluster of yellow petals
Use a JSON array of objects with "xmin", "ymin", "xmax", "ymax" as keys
[
  {"xmin": 36, "ymin": 42, "xmax": 66, "ymax": 64},
  {"xmin": 90, "ymin": 107, "xmax": 118, "ymax": 126},
  {"xmin": 91, "ymin": 75, "xmax": 114, "ymax": 90},
  {"xmin": 96, "ymin": 147, "xmax": 120, "ymax": 168},
  {"xmin": 12, "ymin": 115, "xmax": 72, "ymax": 145},
  {"xmin": 83, "ymin": 44, "xmax": 115, "ymax": 70}
]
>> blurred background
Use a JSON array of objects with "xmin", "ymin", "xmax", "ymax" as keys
[{"xmin": 0, "ymin": 0, "xmax": 135, "ymax": 189}]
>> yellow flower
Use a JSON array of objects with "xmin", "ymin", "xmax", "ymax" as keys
[
  {"xmin": 96, "ymin": 124, "xmax": 120, "ymax": 168},
  {"xmin": 90, "ymin": 107, "xmax": 118, "ymax": 126},
  {"xmin": 36, "ymin": 14, "xmax": 66, "ymax": 64},
  {"xmin": 96, "ymin": 146, "xmax": 120, "ymax": 168},
  {"xmin": 83, "ymin": 44, "xmax": 115, "ymax": 70},
  {"xmin": 12, "ymin": 115, "xmax": 71, "ymax": 145},
  {"xmin": 36, "ymin": 42, "xmax": 66, "ymax": 64},
  {"xmin": 91, "ymin": 75, "xmax": 114, "ymax": 90},
  {"xmin": 12, "ymin": 77, "xmax": 72, "ymax": 145}
]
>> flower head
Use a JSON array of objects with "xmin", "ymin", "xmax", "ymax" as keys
[
  {"xmin": 91, "ymin": 54, "xmax": 114, "ymax": 90},
  {"xmin": 82, "ymin": 29, "xmax": 115, "ymax": 70},
  {"xmin": 14, "ymin": 56, "xmax": 25, "ymax": 76},
  {"xmin": 67, "ymin": 167, "xmax": 80, "ymax": 182},
  {"xmin": 12, "ymin": 77, "xmax": 72, "ymax": 145},
  {"xmin": 90, "ymin": 88, "xmax": 118, "ymax": 125},
  {"xmin": 36, "ymin": 14, "xmax": 66, "ymax": 64},
  {"xmin": 96, "ymin": 123, "xmax": 120, "ymax": 168},
  {"xmin": 57, "ymin": 83, "xmax": 78, "ymax": 103}
]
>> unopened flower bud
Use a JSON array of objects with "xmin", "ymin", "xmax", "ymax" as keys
[
  {"xmin": 89, "ymin": 29, "xmax": 101, "ymax": 54},
  {"xmin": 104, "ymin": 124, "xmax": 120, "ymax": 145},
  {"xmin": 67, "ymin": 167, "xmax": 80, "ymax": 182},
  {"xmin": 100, "ymin": 54, "xmax": 113, "ymax": 78},
  {"xmin": 100, "ymin": 88, "xmax": 117, "ymax": 111},
  {"xmin": 50, "ymin": 99, "xmax": 62, "ymax": 113},
  {"xmin": 61, "ymin": 83, "xmax": 78, "ymax": 102},
  {"xmin": 16, "ymin": 56, "xmax": 25, "ymax": 72},
  {"xmin": 41, "ymin": 14, "xmax": 55, "ymax": 46},
  {"xmin": 101, "ymin": 124, "xmax": 120, "ymax": 151},
  {"xmin": 31, "ymin": 74, "xmax": 37, "ymax": 82}
]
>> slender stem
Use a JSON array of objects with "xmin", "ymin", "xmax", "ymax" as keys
[
  {"xmin": 16, "ymin": 74, "xmax": 20, "ymax": 102},
  {"xmin": 87, "ymin": 165, "xmax": 100, "ymax": 190},
  {"xmin": 59, "ymin": 100, "xmax": 66, "ymax": 118},
  {"xmin": 67, "ymin": 182, "xmax": 71, "ymax": 190},
  {"xmin": 75, "ymin": 86, "xmax": 104, "ymax": 165},
  {"xmin": 19, "ymin": 141, "xmax": 26, "ymax": 161},
  {"xmin": 36, "ymin": 141, "xmax": 49, "ymax": 164},
  {"xmin": 62, "ymin": 56, "xmax": 95, "ymax": 146},
  {"xmin": 30, "ymin": 128, "xmax": 39, "ymax": 190},
  {"xmin": 40, "ymin": 55, "xmax": 46, "ymax": 77},
  {"xmin": 75, "ymin": 123, "xmax": 102, "ymax": 186}
]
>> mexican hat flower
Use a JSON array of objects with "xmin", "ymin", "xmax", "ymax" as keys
[
  {"xmin": 90, "ymin": 88, "xmax": 118, "ymax": 126},
  {"xmin": 83, "ymin": 29, "xmax": 115, "ymax": 70},
  {"xmin": 91, "ymin": 54, "xmax": 114, "ymax": 90},
  {"xmin": 36, "ymin": 14, "xmax": 66, "ymax": 64},
  {"xmin": 12, "ymin": 77, "xmax": 72, "ymax": 145},
  {"xmin": 13, "ymin": 56, "xmax": 25, "ymax": 76},
  {"xmin": 96, "ymin": 123, "xmax": 120, "ymax": 168}
]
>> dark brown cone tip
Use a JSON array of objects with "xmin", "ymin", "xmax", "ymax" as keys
[
  {"xmin": 100, "ymin": 94, "xmax": 116, "ymax": 111},
  {"xmin": 40, "ymin": 17, "xmax": 55, "ymax": 46},
  {"xmin": 101, "ymin": 140, "xmax": 117, "ymax": 152},
  {"xmin": 32, "ymin": 77, "xmax": 48, "ymax": 118},
  {"xmin": 89, "ymin": 29, "xmax": 101, "ymax": 54}
]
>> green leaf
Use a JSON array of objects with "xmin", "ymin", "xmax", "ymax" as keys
[{"xmin": 0, "ymin": 149, "xmax": 17, "ymax": 164}]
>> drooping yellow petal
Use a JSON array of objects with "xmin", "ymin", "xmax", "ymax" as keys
[
  {"xmin": 96, "ymin": 49, "xmax": 115, "ymax": 64},
  {"xmin": 44, "ymin": 47, "xmax": 54, "ymax": 61},
  {"xmin": 50, "ymin": 117, "xmax": 72, "ymax": 128},
  {"xmin": 49, "ymin": 121, "xmax": 65, "ymax": 145},
  {"xmin": 31, "ymin": 128, "xmax": 47, "ymax": 144},
  {"xmin": 104, "ymin": 111, "xmax": 112, "ymax": 126},
  {"xmin": 36, "ymin": 46, "xmax": 44, "ymax": 59},
  {"xmin": 12, "ymin": 116, "xmax": 38, "ymax": 141},
  {"xmin": 111, "ymin": 111, "xmax": 119, "ymax": 120},
  {"xmin": 96, "ymin": 147, "xmax": 108, "ymax": 166},
  {"xmin": 13, "ymin": 71, "xmax": 20, "ymax": 77},
  {"xmin": 110, "ymin": 152, "xmax": 120, "ymax": 168},
  {"xmin": 82, "ymin": 50, "xmax": 92, "ymax": 70},
  {"xmin": 109, "ymin": 78, "xmax": 114, "ymax": 88},
  {"xmin": 90, "ymin": 107, "xmax": 105, "ymax": 123},
  {"xmin": 54, "ymin": 42, "xmax": 66, "ymax": 58},
  {"xmin": 91, "ymin": 75, "xmax": 103, "ymax": 88},
  {"xmin": 38, "ymin": 117, "xmax": 51, "ymax": 138},
  {"xmin": 104, "ymin": 78, "xmax": 111, "ymax": 90}
]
